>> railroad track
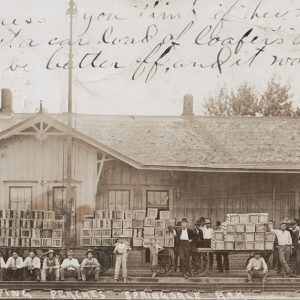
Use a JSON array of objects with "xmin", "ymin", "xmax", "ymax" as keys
[{"xmin": 1, "ymin": 281, "xmax": 300, "ymax": 292}]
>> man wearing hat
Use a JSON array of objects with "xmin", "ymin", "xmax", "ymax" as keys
[
  {"xmin": 202, "ymin": 220, "xmax": 214, "ymax": 271},
  {"xmin": 5, "ymin": 250, "xmax": 24, "ymax": 281},
  {"xmin": 269, "ymin": 221, "xmax": 292, "ymax": 277},
  {"xmin": 171, "ymin": 218, "xmax": 194, "ymax": 278},
  {"xmin": 246, "ymin": 252, "xmax": 268, "ymax": 283},
  {"xmin": 60, "ymin": 250, "xmax": 81, "ymax": 281},
  {"xmin": 215, "ymin": 221, "xmax": 229, "ymax": 273},
  {"xmin": 41, "ymin": 250, "xmax": 60, "ymax": 281},
  {"xmin": 81, "ymin": 249, "xmax": 101, "ymax": 281}
]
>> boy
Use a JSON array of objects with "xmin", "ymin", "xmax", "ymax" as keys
[
  {"xmin": 143, "ymin": 238, "xmax": 164, "ymax": 277},
  {"xmin": 246, "ymin": 252, "xmax": 268, "ymax": 283},
  {"xmin": 113, "ymin": 235, "xmax": 131, "ymax": 283},
  {"xmin": 81, "ymin": 249, "xmax": 101, "ymax": 281},
  {"xmin": 23, "ymin": 251, "xmax": 41, "ymax": 281}
]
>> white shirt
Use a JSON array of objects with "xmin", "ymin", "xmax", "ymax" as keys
[
  {"xmin": 24, "ymin": 256, "xmax": 41, "ymax": 269},
  {"xmin": 247, "ymin": 257, "xmax": 268, "ymax": 271},
  {"xmin": 272, "ymin": 229, "xmax": 292, "ymax": 246},
  {"xmin": 0, "ymin": 257, "xmax": 6, "ymax": 269},
  {"xmin": 180, "ymin": 228, "xmax": 189, "ymax": 240},
  {"xmin": 203, "ymin": 227, "xmax": 214, "ymax": 239},
  {"xmin": 60, "ymin": 258, "xmax": 80, "ymax": 269},
  {"xmin": 6, "ymin": 257, "xmax": 24, "ymax": 269}
]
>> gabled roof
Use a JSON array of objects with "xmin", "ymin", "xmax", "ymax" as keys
[{"xmin": 1, "ymin": 113, "xmax": 300, "ymax": 172}]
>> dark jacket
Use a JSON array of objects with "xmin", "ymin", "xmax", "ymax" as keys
[
  {"xmin": 174, "ymin": 227, "xmax": 194, "ymax": 246},
  {"xmin": 192, "ymin": 228, "xmax": 204, "ymax": 248},
  {"xmin": 292, "ymin": 230, "xmax": 300, "ymax": 249}
]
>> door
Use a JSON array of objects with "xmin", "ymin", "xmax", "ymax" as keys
[{"xmin": 9, "ymin": 186, "xmax": 32, "ymax": 210}]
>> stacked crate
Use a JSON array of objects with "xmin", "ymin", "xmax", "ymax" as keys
[
  {"xmin": 212, "ymin": 213, "xmax": 275, "ymax": 251},
  {"xmin": 80, "ymin": 209, "xmax": 175, "ymax": 247},
  {"xmin": 0, "ymin": 209, "xmax": 64, "ymax": 248}
]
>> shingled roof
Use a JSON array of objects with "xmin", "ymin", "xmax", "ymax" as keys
[{"xmin": 0, "ymin": 113, "xmax": 300, "ymax": 171}]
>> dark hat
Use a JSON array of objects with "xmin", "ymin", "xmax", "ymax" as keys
[
  {"xmin": 86, "ymin": 249, "xmax": 94, "ymax": 256},
  {"xmin": 175, "ymin": 221, "xmax": 182, "ymax": 226},
  {"xmin": 181, "ymin": 217, "xmax": 188, "ymax": 223},
  {"xmin": 216, "ymin": 221, "xmax": 221, "ymax": 226},
  {"xmin": 195, "ymin": 221, "xmax": 201, "ymax": 226},
  {"xmin": 199, "ymin": 217, "xmax": 206, "ymax": 222}
]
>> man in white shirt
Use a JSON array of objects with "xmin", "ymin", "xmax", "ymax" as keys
[
  {"xmin": 81, "ymin": 249, "xmax": 101, "ymax": 281},
  {"xmin": 5, "ymin": 251, "xmax": 24, "ymax": 281},
  {"xmin": 246, "ymin": 252, "xmax": 268, "ymax": 283},
  {"xmin": 60, "ymin": 250, "xmax": 81, "ymax": 281},
  {"xmin": 23, "ymin": 251, "xmax": 41, "ymax": 281},
  {"xmin": 202, "ymin": 221, "xmax": 214, "ymax": 271},
  {"xmin": 270, "ymin": 221, "xmax": 292, "ymax": 277}
]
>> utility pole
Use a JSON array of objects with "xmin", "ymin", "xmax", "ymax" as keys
[{"xmin": 65, "ymin": 0, "xmax": 77, "ymax": 249}]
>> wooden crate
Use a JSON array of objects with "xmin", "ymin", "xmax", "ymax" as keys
[
  {"xmin": 133, "ymin": 238, "xmax": 143, "ymax": 247},
  {"xmin": 135, "ymin": 210, "xmax": 146, "ymax": 220},
  {"xmin": 82, "ymin": 219, "xmax": 93, "ymax": 228},
  {"xmin": 159, "ymin": 211, "xmax": 170, "ymax": 220},
  {"xmin": 224, "ymin": 233, "xmax": 235, "ymax": 242},
  {"xmin": 102, "ymin": 238, "xmax": 113, "ymax": 247},
  {"xmin": 133, "ymin": 228, "xmax": 143, "ymax": 238},
  {"xmin": 32, "ymin": 229, "xmax": 41, "ymax": 238},
  {"xmin": 165, "ymin": 220, "xmax": 175, "ymax": 227},
  {"xmin": 235, "ymin": 233, "xmax": 244, "ymax": 242},
  {"xmin": 33, "ymin": 220, "xmax": 43, "ymax": 229},
  {"xmin": 95, "ymin": 210, "xmax": 104, "ymax": 219},
  {"xmin": 102, "ymin": 219, "xmax": 111, "ymax": 229},
  {"xmin": 21, "ymin": 229, "xmax": 31, "ymax": 238},
  {"xmin": 53, "ymin": 220, "xmax": 64, "ymax": 230},
  {"xmin": 147, "ymin": 208, "xmax": 158, "ymax": 219},
  {"xmin": 225, "ymin": 241, "xmax": 234, "ymax": 250},
  {"xmin": 103, "ymin": 210, "xmax": 113, "ymax": 219},
  {"xmin": 52, "ymin": 239, "xmax": 62, "ymax": 248},
  {"xmin": 228, "ymin": 214, "xmax": 240, "ymax": 223},
  {"xmin": 258, "ymin": 213, "xmax": 269, "ymax": 223},
  {"xmin": 11, "ymin": 210, "xmax": 21, "ymax": 219},
  {"xmin": 9, "ymin": 238, "xmax": 20, "ymax": 247},
  {"xmin": 92, "ymin": 219, "xmax": 101, "ymax": 228},
  {"xmin": 81, "ymin": 229, "xmax": 92, "ymax": 238},
  {"xmin": 236, "ymin": 224, "xmax": 245, "ymax": 233},
  {"xmin": 93, "ymin": 229, "xmax": 102, "ymax": 237},
  {"xmin": 165, "ymin": 229, "xmax": 172, "ymax": 238},
  {"xmin": 125, "ymin": 210, "xmax": 136, "ymax": 220},
  {"xmin": 155, "ymin": 228, "xmax": 165, "ymax": 238},
  {"xmin": 81, "ymin": 238, "xmax": 92, "ymax": 247},
  {"xmin": 246, "ymin": 223, "xmax": 256, "ymax": 232},
  {"xmin": 132, "ymin": 219, "xmax": 143, "ymax": 229},
  {"xmin": 112, "ymin": 219, "xmax": 123, "ymax": 229},
  {"xmin": 10, "ymin": 219, "xmax": 20, "ymax": 228},
  {"xmin": 244, "ymin": 233, "xmax": 255, "ymax": 242},
  {"xmin": 42, "ymin": 238, "xmax": 52, "ymax": 247},
  {"xmin": 44, "ymin": 211, "xmax": 55, "ymax": 220},
  {"xmin": 239, "ymin": 214, "xmax": 249, "ymax": 224},
  {"xmin": 9, "ymin": 229, "xmax": 20, "ymax": 238},
  {"xmin": 155, "ymin": 238, "xmax": 164, "ymax": 247},
  {"xmin": 0, "ymin": 238, "xmax": 4, "ymax": 246},
  {"xmin": 235, "ymin": 242, "xmax": 244, "ymax": 250},
  {"xmin": 21, "ymin": 220, "xmax": 32, "ymax": 229},
  {"xmin": 123, "ymin": 229, "xmax": 133, "ymax": 238},
  {"xmin": 255, "ymin": 233, "xmax": 265, "ymax": 241},
  {"xmin": 102, "ymin": 229, "xmax": 111, "ymax": 238},
  {"xmin": 265, "ymin": 232, "xmax": 275, "ymax": 242},
  {"xmin": 31, "ymin": 238, "xmax": 41, "ymax": 247},
  {"xmin": 245, "ymin": 242, "xmax": 255, "ymax": 250},
  {"xmin": 155, "ymin": 220, "xmax": 166, "ymax": 228},
  {"xmin": 92, "ymin": 237, "xmax": 102, "ymax": 246},
  {"xmin": 123, "ymin": 220, "xmax": 132, "ymax": 229},
  {"xmin": 144, "ymin": 227, "xmax": 155, "ymax": 236},
  {"xmin": 214, "ymin": 241, "xmax": 225, "ymax": 250},
  {"xmin": 214, "ymin": 231, "xmax": 224, "ymax": 241},
  {"xmin": 249, "ymin": 214, "xmax": 259, "ymax": 224},
  {"xmin": 52, "ymin": 230, "xmax": 63, "ymax": 239},
  {"xmin": 144, "ymin": 218, "xmax": 156, "ymax": 227},
  {"xmin": 265, "ymin": 241, "xmax": 274, "ymax": 250},
  {"xmin": 226, "ymin": 224, "xmax": 236, "ymax": 233},
  {"xmin": 114, "ymin": 211, "xmax": 125, "ymax": 219},
  {"xmin": 254, "ymin": 241, "xmax": 265, "ymax": 250},
  {"xmin": 42, "ymin": 230, "xmax": 52, "ymax": 239},
  {"xmin": 255, "ymin": 224, "xmax": 267, "ymax": 233},
  {"xmin": 34, "ymin": 211, "xmax": 45, "ymax": 220},
  {"xmin": 112, "ymin": 228, "xmax": 123, "ymax": 237}
]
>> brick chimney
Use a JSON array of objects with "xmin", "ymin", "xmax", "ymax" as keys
[
  {"xmin": 0, "ymin": 88, "xmax": 13, "ymax": 114},
  {"xmin": 182, "ymin": 94, "xmax": 194, "ymax": 117}
]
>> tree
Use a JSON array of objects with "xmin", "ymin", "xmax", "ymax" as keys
[{"xmin": 258, "ymin": 78, "xmax": 293, "ymax": 116}]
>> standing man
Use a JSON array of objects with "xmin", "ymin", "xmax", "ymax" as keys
[
  {"xmin": 292, "ymin": 229, "xmax": 300, "ymax": 275},
  {"xmin": 173, "ymin": 221, "xmax": 181, "ymax": 272},
  {"xmin": 270, "ymin": 221, "xmax": 292, "ymax": 277},
  {"xmin": 5, "ymin": 251, "xmax": 23, "ymax": 281},
  {"xmin": 81, "ymin": 249, "xmax": 101, "ymax": 281},
  {"xmin": 172, "ymin": 218, "xmax": 194, "ymax": 279},
  {"xmin": 60, "ymin": 250, "xmax": 81, "ymax": 281},
  {"xmin": 215, "ymin": 221, "xmax": 229, "ymax": 273},
  {"xmin": 23, "ymin": 251, "xmax": 41, "ymax": 281},
  {"xmin": 202, "ymin": 221, "xmax": 214, "ymax": 271}
]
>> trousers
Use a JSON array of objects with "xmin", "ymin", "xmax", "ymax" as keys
[
  {"xmin": 203, "ymin": 239, "xmax": 213, "ymax": 270},
  {"xmin": 247, "ymin": 269, "xmax": 267, "ymax": 281},
  {"xmin": 278, "ymin": 245, "xmax": 291, "ymax": 275},
  {"xmin": 60, "ymin": 268, "xmax": 81, "ymax": 280},
  {"xmin": 114, "ymin": 254, "xmax": 128, "ymax": 279},
  {"xmin": 41, "ymin": 268, "xmax": 60, "ymax": 281},
  {"xmin": 178, "ymin": 240, "xmax": 191, "ymax": 276},
  {"xmin": 81, "ymin": 267, "xmax": 100, "ymax": 281},
  {"xmin": 24, "ymin": 268, "xmax": 41, "ymax": 281},
  {"xmin": 216, "ymin": 253, "xmax": 229, "ymax": 272},
  {"xmin": 4, "ymin": 268, "xmax": 23, "ymax": 281}
]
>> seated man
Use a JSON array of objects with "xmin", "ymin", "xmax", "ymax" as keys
[
  {"xmin": 5, "ymin": 251, "xmax": 24, "ymax": 281},
  {"xmin": 23, "ymin": 251, "xmax": 41, "ymax": 281},
  {"xmin": 60, "ymin": 250, "xmax": 81, "ymax": 281},
  {"xmin": 41, "ymin": 250, "xmax": 60, "ymax": 281},
  {"xmin": 0, "ymin": 251, "xmax": 6, "ymax": 281},
  {"xmin": 80, "ymin": 249, "xmax": 101, "ymax": 281},
  {"xmin": 246, "ymin": 252, "xmax": 268, "ymax": 283}
]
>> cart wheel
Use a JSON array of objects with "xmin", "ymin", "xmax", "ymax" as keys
[
  {"xmin": 157, "ymin": 254, "xmax": 173, "ymax": 276},
  {"xmin": 191, "ymin": 252, "xmax": 209, "ymax": 277},
  {"xmin": 289, "ymin": 252, "xmax": 297, "ymax": 274},
  {"xmin": 94, "ymin": 250, "xmax": 110, "ymax": 274}
]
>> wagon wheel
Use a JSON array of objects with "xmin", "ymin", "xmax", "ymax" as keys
[
  {"xmin": 191, "ymin": 252, "xmax": 209, "ymax": 277},
  {"xmin": 289, "ymin": 252, "xmax": 297, "ymax": 274},
  {"xmin": 94, "ymin": 250, "xmax": 110, "ymax": 274},
  {"xmin": 157, "ymin": 254, "xmax": 173, "ymax": 276}
]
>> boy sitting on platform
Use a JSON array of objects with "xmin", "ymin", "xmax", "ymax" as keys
[
  {"xmin": 41, "ymin": 250, "xmax": 60, "ymax": 281},
  {"xmin": 60, "ymin": 250, "xmax": 81, "ymax": 281},
  {"xmin": 246, "ymin": 252, "xmax": 268, "ymax": 283},
  {"xmin": 23, "ymin": 251, "xmax": 41, "ymax": 281},
  {"xmin": 80, "ymin": 249, "xmax": 101, "ymax": 281},
  {"xmin": 5, "ymin": 251, "xmax": 24, "ymax": 281}
]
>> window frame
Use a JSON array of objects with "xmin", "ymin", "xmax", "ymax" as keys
[{"xmin": 9, "ymin": 186, "xmax": 33, "ymax": 211}]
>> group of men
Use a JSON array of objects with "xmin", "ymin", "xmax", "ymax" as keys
[
  {"xmin": 0, "ymin": 249, "xmax": 101, "ymax": 282},
  {"xmin": 171, "ymin": 217, "xmax": 228, "ymax": 279}
]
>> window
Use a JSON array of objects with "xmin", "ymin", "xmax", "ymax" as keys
[
  {"xmin": 53, "ymin": 187, "xmax": 67, "ymax": 214},
  {"xmin": 9, "ymin": 187, "xmax": 32, "ymax": 210},
  {"xmin": 146, "ymin": 190, "xmax": 169, "ymax": 209},
  {"xmin": 108, "ymin": 190, "xmax": 130, "ymax": 210}
]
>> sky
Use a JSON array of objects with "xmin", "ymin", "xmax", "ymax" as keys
[{"xmin": 0, "ymin": 0, "xmax": 299, "ymax": 116}]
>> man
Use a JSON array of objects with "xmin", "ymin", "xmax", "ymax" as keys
[
  {"xmin": 270, "ymin": 221, "xmax": 292, "ymax": 277},
  {"xmin": 246, "ymin": 252, "xmax": 268, "ymax": 283},
  {"xmin": 81, "ymin": 249, "xmax": 101, "ymax": 281},
  {"xmin": 5, "ymin": 251, "xmax": 24, "ymax": 281},
  {"xmin": 41, "ymin": 250, "xmax": 60, "ymax": 281},
  {"xmin": 198, "ymin": 217, "xmax": 206, "ymax": 229},
  {"xmin": 292, "ymin": 228, "xmax": 300, "ymax": 275},
  {"xmin": 291, "ymin": 220, "xmax": 300, "ymax": 232},
  {"xmin": 202, "ymin": 221, "xmax": 214, "ymax": 271},
  {"xmin": 173, "ymin": 221, "xmax": 181, "ymax": 272},
  {"xmin": 60, "ymin": 250, "xmax": 81, "ymax": 281},
  {"xmin": 23, "ymin": 251, "xmax": 41, "ymax": 281},
  {"xmin": 192, "ymin": 221, "xmax": 204, "ymax": 249},
  {"xmin": 215, "ymin": 221, "xmax": 229, "ymax": 273},
  {"xmin": 172, "ymin": 218, "xmax": 194, "ymax": 279}
]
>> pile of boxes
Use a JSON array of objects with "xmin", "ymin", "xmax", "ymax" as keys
[
  {"xmin": 80, "ymin": 209, "xmax": 175, "ymax": 248},
  {"xmin": 213, "ymin": 213, "xmax": 275, "ymax": 251},
  {"xmin": 0, "ymin": 209, "xmax": 64, "ymax": 248}
]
